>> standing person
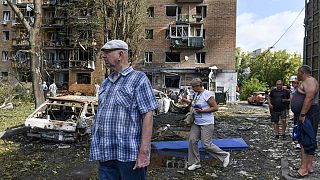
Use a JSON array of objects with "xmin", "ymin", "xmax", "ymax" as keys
[
  {"xmin": 48, "ymin": 82, "xmax": 57, "ymax": 97},
  {"xmin": 268, "ymin": 80, "xmax": 290, "ymax": 139},
  {"xmin": 289, "ymin": 65, "xmax": 319, "ymax": 178},
  {"xmin": 40, "ymin": 81, "xmax": 48, "ymax": 100},
  {"xmin": 182, "ymin": 78, "xmax": 230, "ymax": 171},
  {"xmin": 90, "ymin": 40, "xmax": 158, "ymax": 180}
]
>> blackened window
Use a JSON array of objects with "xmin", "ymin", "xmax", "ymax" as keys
[
  {"xmin": 145, "ymin": 29, "xmax": 153, "ymax": 39},
  {"xmin": 144, "ymin": 52, "xmax": 153, "ymax": 63},
  {"xmin": 2, "ymin": 31, "xmax": 9, "ymax": 41},
  {"xmin": 77, "ymin": 73, "xmax": 91, "ymax": 84},
  {"xmin": 147, "ymin": 7, "xmax": 154, "ymax": 17},
  {"xmin": 165, "ymin": 75, "xmax": 180, "ymax": 88},
  {"xmin": 166, "ymin": 6, "xmax": 181, "ymax": 17},
  {"xmin": 196, "ymin": 52, "xmax": 206, "ymax": 64},
  {"xmin": 165, "ymin": 52, "xmax": 180, "ymax": 62}
]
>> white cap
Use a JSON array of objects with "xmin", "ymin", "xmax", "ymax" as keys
[{"xmin": 101, "ymin": 40, "xmax": 128, "ymax": 51}]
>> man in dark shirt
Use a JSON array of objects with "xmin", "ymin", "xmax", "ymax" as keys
[{"xmin": 268, "ymin": 80, "xmax": 290, "ymax": 139}]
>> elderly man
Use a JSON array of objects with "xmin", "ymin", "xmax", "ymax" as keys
[
  {"xmin": 90, "ymin": 40, "xmax": 158, "ymax": 180},
  {"xmin": 289, "ymin": 65, "xmax": 319, "ymax": 178}
]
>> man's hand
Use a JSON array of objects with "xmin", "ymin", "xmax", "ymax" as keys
[
  {"xmin": 133, "ymin": 150, "xmax": 150, "ymax": 170},
  {"xmin": 299, "ymin": 115, "xmax": 306, "ymax": 123}
]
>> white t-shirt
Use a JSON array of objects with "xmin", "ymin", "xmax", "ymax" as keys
[{"xmin": 192, "ymin": 90, "xmax": 215, "ymax": 125}]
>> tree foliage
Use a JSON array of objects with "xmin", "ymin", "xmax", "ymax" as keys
[
  {"xmin": 249, "ymin": 50, "xmax": 301, "ymax": 87},
  {"xmin": 236, "ymin": 48, "xmax": 302, "ymax": 99},
  {"xmin": 240, "ymin": 77, "xmax": 267, "ymax": 100},
  {"xmin": 97, "ymin": 0, "xmax": 147, "ymax": 63}
]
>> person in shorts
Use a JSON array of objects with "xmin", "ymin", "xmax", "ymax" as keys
[{"xmin": 268, "ymin": 80, "xmax": 290, "ymax": 139}]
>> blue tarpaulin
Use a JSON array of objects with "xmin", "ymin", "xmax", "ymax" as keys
[{"xmin": 151, "ymin": 138, "xmax": 248, "ymax": 158}]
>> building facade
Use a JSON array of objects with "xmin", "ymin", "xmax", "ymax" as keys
[
  {"xmin": 134, "ymin": 0, "xmax": 237, "ymax": 101},
  {"xmin": 304, "ymin": 0, "xmax": 320, "ymax": 81},
  {"xmin": 1, "ymin": 0, "xmax": 237, "ymax": 101}
]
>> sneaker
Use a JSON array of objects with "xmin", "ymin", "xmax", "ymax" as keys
[
  {"xmin": 187, "ymin": 164, "xmax": 201, "ymax": 171},
  {"xmin": 223, "ymin": 152, "xmax": 230, "ymax": 167}
]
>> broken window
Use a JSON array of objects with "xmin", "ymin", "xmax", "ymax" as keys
[
  {"xmin": 2, "ymin": 51, "xmax": 9, "ymax": 61},
  {"xmin": 196, "ymin": 6, "xmax": 207, "ymax": 22},
  {"xmin": 196, "ymin": 28, "xmax": 205, "ymax": 39},
  {"xmin": 170, "ymin": 25, "xmax": 189, "ymax": 38},
  {"xmin": 3, "ymin": 11, "xmax": 10, "ymax": 21},
  {"xmin": 166, "ymin": 5, "xmax": 181, "ymax": 17},
  {"xmin": 165, "ymin": 52, "xmax": 180, "ymax": 63},
  {"xmin": 2, "ymin": 31, "xmax": 9, "ymax": 41},
  {"xmin": 144, "ymin": 52, "xmax": 153, "ymax": 63},
  {"xmin": 1, "ymin": 72, "xmax": 8, "ymax": 81},
  {"xmin": 77, "ymin": 73, "xmax": 91, "ymax": 84},
  {"xmin": 196, "ymin": 52, "xmax": 205, "ymax": 64},
  {"xmin": 145, "ymin": 29, "xmax": 153, "ymax": 39},
  {"xmin": 165, "ymin": 75, "xmax": 180, "ymax": 88},
  {"xmin": 147, "ymin": 7, "xmax": 154, "ymax": 17}
]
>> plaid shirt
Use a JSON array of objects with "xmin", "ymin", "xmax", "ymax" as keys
[{"xmin": 90, "ymin": 67, "xmax": 158, "ymax": 162}]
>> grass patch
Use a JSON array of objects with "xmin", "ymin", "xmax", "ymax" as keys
[{"xmin": 0, "ymin": 101, "xmax": 34, "ymax": 132}]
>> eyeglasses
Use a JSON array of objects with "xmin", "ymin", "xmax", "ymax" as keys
[{"xmin": 191, "ymin": 85, "xmax": 200, "ymax": 88}]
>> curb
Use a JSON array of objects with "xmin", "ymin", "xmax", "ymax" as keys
[{"xmin": 0, "ymin": 125, "xmax": 28, "ymax": 139}]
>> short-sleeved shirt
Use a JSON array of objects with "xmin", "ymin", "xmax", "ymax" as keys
[
  {"xmin": 269, "ymin": 88, "xmax": 290, "ymax": 112},
  {"xmin": 192, "ymin": 90, "xmax": 215, "ymax": 125},
  {"xmin": 90, "ymin": 67, "xmax": 158, "ymax": 162}
]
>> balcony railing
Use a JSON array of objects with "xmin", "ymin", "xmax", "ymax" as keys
[
  {"xmin": 12, "ymin": 38, "xmax": 30, "ymax": 47},
  {"xmin": 177, "ymin": 14, "xmax": 203, "ymax": 23},
  {"xmin": 170, "ymin": 37, "xmax": 204, "ymax": 49}
]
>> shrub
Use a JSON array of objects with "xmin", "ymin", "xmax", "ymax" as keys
[{"xmin": 240, "ymin": 77, "xmax": 267, "ymax": 100}]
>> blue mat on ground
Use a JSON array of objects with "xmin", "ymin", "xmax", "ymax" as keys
[
  {"xmin": 151, "ymin": 138, "xmax": 248, "ymax": 151},
  {"xmin": 151, "ymin": 138, "xmax": 248, "ymax": 158}
]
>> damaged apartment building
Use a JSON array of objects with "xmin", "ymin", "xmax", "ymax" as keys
[
  {"xmin": 0, "ymin": 0, "xmax": 237, "ymax": 101},
  {"xmin": 0, "ymin": 0, "xmax": 104, "ymax": 95},
  {"xmin": 134, "ymin": 0, "xmax": 237, "ymax": 101}
]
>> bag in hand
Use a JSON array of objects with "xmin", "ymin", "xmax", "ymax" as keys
[
  {"xmin": 292, "ymin": 123, "xmax": 301, "ymax": 141},
  {"xmin": 183, "ymin": 107, "xmax": 195, "ymax": 125}
]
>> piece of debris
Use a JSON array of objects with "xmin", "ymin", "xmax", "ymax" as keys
[
  {"xmin": 0, "ymin": 102, "xmax": 13, "ymax": 110},
  {"xmin": 58, "ymin": 145, "xmax": 71, "ymax": 149},
  {"xmin": 245, "ymin": 117, "xmax": 257, "ymax": 121}
]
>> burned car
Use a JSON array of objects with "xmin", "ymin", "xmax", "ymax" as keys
[
  {"xmin": 247, "ymin": 91, "xmax": 265, "ymax": 105},
  {"xmin": 25, "ymin": 95, "xmax": 97, "ymax": 142}
]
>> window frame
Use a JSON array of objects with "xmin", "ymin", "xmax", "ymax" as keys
[
  {"xmin": 196, "ymin": 52, "xmax": 206, "ymax": 64},
  {"xmin": 144, "ymin": 52, "xmax": 153, "ymax": 63}
]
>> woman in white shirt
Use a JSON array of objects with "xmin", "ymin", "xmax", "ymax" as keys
[{"xmin": 184, "ymin": 78, "xmax": 230, "ymax": 171}]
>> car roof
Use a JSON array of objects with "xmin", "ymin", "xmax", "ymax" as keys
[
  {"xmin": 48, "ymin": 95, "xmax": 98, "ymax": 103},
  {"xmin": 253, "ymin": 91, "xmax": 265, "ymax": 94}
]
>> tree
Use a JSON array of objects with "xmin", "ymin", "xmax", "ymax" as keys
[
  {"xmin": 240, "ymin": 77, "xmax": 267, "ymax": 100},
  {"xmin": 96, "ymin": 0, "xmax": 147, "ymax": 63},
  {"xmin": 249, "ymin": 50, "xmax": 301, "ymax": 87},
  {"xmin": 235, "ymin": 48, "xmax": 251, "ymax": 89},
  {"xmin": 6, "ymin": 0, "xmax": 44, "ymax": 108}
]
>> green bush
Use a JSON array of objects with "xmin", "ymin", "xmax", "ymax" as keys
[
  {"xmin": 240, "ymin": 77, "xmax": 267, "ymax": 100},
  {"xmin": 0, "ymin": 84, "xmax": 33, "ymax": 104}
]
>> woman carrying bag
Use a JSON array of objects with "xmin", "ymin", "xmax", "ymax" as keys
[{"xmin": 182, "ymin": 78, "xmax": 230, "ymax": 171}]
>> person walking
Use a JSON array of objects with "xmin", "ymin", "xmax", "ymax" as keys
[
  {"xmin": 289, "ymin": 65, "xmax": 319, "ymax": 178},
  {"xmin": 90, "ymin": 40, "xmax": 158, "ymax": 180},
  {"xmin": 40, "ymin": 81, "xmax": 48, "ymax": 100},
  {"xmin": 268, "ymin": 80, "xmax": 290, "ymax": 139},
  {"xmin": 182, "ymin": 78, "xmax": 230, "ymax": 171},
  {"xmin": 49, "ymin": 82, "xmax": 57, "ymax": 97}
]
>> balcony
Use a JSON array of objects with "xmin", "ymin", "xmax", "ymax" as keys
[
  {"xmin": 170, "ymin": 37, "xmax": 204, "ymax": 49},
  {"xmin": 12, "ymin": 38, "xmax": 30, "ymax": 47},
  {"xmin": 176, "ymin": 14, "xmax": 203, "ymax": 24},
  {"xmin": 177, "ymin": 0, "xmax": 203, "ymax": 2}
]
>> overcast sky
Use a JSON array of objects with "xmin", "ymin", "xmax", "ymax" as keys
[{"xmin": 237, "ymin": 0, "xmax": 305, "ymax": 54}]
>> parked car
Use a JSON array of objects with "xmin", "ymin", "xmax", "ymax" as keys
[
  {"xmin": 247, "ymin": 91, "xmax": 265, "ymax": 105},
  {"xmin": 25, "ymin": 95, "xmax": 97, "ymax": 142}
]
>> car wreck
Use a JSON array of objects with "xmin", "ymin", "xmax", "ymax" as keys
[{"xmin": 25, "ymin": 95, "xmax": 97, "ymax": 142}]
